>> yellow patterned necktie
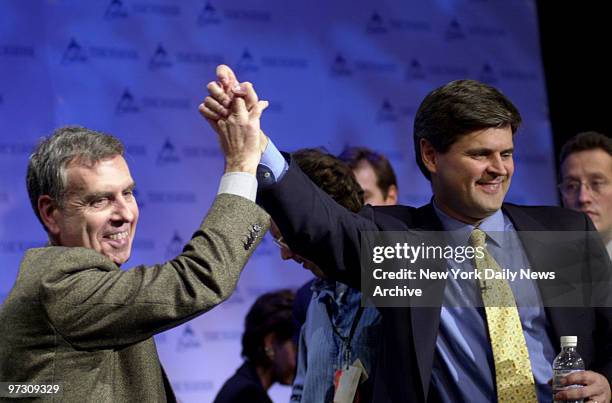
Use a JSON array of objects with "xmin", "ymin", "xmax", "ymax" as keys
[{"xmin": 469, "ymin": 228, "xmax": 538, "ymax": 403}]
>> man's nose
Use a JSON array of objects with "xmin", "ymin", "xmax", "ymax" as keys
[
  {"xmin": 112, "ymin": 198, "xmax": 135, "ymax": 222},
  {"xmin": 487, "ymin": 154, "xmax": 508, "ymax": 176},
  {"xmin": 577, "ymin": 183, "xmax": 594, "ymax": 205}
]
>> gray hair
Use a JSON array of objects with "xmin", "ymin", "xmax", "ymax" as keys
[{"xmin": 27, "ymin": 126, "xmax": 124, "ymax": 231}]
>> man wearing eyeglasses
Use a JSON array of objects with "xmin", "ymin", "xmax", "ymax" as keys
[{"xmin": 559, "ymin": 131, "xmax": 612, "ymax": 258}]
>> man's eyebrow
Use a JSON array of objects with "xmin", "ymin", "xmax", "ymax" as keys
[
  {"xmin": 465, "ymin": 147, "xmax": 514, "ymax": 154},
  {"xmin": 125, "ymin": 182, "xmax": 136, "ymax": 192}
]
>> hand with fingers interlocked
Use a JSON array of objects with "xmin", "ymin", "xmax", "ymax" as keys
[{"xmin": 198, "ymin": 65, "xmax": 269, "ymax": 175}]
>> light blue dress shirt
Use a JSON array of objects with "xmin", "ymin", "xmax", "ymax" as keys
[{"xmin": 432, "ymin": 204, "xmax": 555, "ymax": 403}]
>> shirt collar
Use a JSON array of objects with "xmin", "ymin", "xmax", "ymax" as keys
[{"xmin": 432, "ymin": 201, "xmax": 507, "ymax": 247}]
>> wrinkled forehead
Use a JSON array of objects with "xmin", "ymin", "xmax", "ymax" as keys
[{"xmin": 63, "ymin": 155, "xmax": 133, "ymax": 196}]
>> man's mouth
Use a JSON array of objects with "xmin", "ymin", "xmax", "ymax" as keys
[
  {"xmin": 104, "ymin": 231, "xmax": 130, "ymax": 247},
  {"xmin": 476, "ymin": 180, "xmax": 504, "ymax": 194},
  {"xmin": 107, "ymin": 231, "xmax": 129, "ymax": 240}
]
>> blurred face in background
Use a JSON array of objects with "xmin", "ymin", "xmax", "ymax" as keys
[
  {"xmin": 560, "ymin": 148, "xmax": 612, "ymax": 242},
  {"xmin": 270, "ymin": 221, "xmax": 326, "ymax": 279},
  {"xmin": 352, "ymin": 160, "xmax": 397, "ymax": 206},
  {"xmin": 269, "ymin": 335, "xmax": 297, "ymax": 385}
]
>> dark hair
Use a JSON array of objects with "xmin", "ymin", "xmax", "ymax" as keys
[
  {"xmin": 241, "ymin": 289, "xmax": 295, "ymax": 366},
  {"xmin": 27, "ymin": 126, "xmax": 124, "ymax": 231},
  {"xmin": 292, "ymin": 148, "xmax": 364, "ymax": 212},
  {"xmin": 559, "ymin": 131, "xmax": 612, "ymax": 165},
  {"xmin": 338, "ymin": 146, "xmax": 398, "ymax": 198},
  {"xmin": 413, "ymin": 79, "xmax": 522, "ymax": 180}
]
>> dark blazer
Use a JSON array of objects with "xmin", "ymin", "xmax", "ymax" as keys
[
  {"xmin": 213, "ymin": 361, "xmax": 273, "ymax": 403},
  {"xmin": 0, "ymin": 194, "xmax": 269, "ymax": 403},
  {"xmin": 258, "ymin": 159, "xmax": 612, "ymax": 403}
]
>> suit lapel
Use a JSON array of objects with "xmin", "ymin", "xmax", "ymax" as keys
[{"xmin": 502, "ymin": 204, "xmax": 583, "ymax": 347}]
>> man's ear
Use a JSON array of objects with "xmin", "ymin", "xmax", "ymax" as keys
[
  {"xmin": 383, "ymin": 184, "xmax": 398, "ymax": 206},
  {"xmin": 38, "ymin": 195, "xmax": 61, "ymax": 238},
  {"xmin": 420, "ymin": 138, "xmax": 438, "ymax": 175}
]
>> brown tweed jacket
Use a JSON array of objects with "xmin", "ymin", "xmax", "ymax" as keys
[{"xmin": 0, "ymin": 194, "xmax": 269, "ymax": 402}]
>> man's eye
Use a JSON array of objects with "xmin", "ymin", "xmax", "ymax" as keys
[{"xmin": 91, "ymin": 198, "xmax": 109, "ymax": 208}]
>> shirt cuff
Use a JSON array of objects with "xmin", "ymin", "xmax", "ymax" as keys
[
  {"xmin": 217, "ymin": 172, "xmax": 257, "ymax": 201},
  {"xmin": 258, "ymin": 139, "xmax": 288, "ymax": 188}
]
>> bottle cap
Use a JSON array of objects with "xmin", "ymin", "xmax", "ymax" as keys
[{"xmin": 560, "ymin": 336, "xmax": 577, "ymax": 347}]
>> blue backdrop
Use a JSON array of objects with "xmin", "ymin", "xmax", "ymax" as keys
[{"xmin": 0, "ymin": 1, "xmax": 555, "ymax": 401}]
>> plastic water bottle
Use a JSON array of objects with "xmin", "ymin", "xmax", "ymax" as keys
[{"xmin": 553, "ymin": 336, "xmax": 585, "ymax": 403}]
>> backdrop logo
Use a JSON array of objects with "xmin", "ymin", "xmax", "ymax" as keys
[
  {"xmin": 468, "ymin": 25, "xmax": 506, "ymax": 38},
  {"xmin": 0, "ymin": 240, "xmax": 46, "ymax": 253},
  {"xmin": 202, "ymin": 330, "xmax": 241, "ymax": 341},
  {"xmin": 225, "ymin": 8, "xmax": 271, "ymax": 22},
  {"xmin": 157, "ymin": 139, "xmax": 181, "ymax": 166},
  {"xmin": 405, "ymin": 59, "xmax": 426, "ymax": 80},
  {"xmin": 501, "ymin": 68, "xmax": 538, "ymax": 81},
  {"xmin": 479, "ymin": 62, "xmax": 498, "ymax": 84},
  {"xmin": 124, "ymin": 144, "xmax": 147, "ymax": 157},
  {"xmin": 262, "ymin": 55, "xmax": 308, "ymax": 69},
  {"xmin": 172, "ymin": 381, "xmax": 214, "ymax": 393},
  {"xmin": 0, "ymin": 143, "xmax": 35, "ymax": 155},
  {"xmin": 354, "ymin": 59, "xmax": 397, "ymax": 74},
  {"xmin": 236, "ymin": 49, "xmax": 259, "ymax": 74},
  {"xmin": 149, "ymin": 43, "xmax": 172, "ymax": 70},
  {"xmin": 165, "ymin": 231, "xmax": 184, "ymax": 259},
  {"xmin": 183, "ymin": 146, "xmax": 223, "ymax": 159},
  {"xmin": 376, "ymin": 99, "xmax": 398, "ymax": 123},
  {"xmin": 428, "ymin": 63, "xmax": 469, "ymax": 77},
  {"xmin": 116, "ymin": 89, "xmax": 140, "ymax": 114},
  {"xmin": 61, "ymin": 38, "xmax": 138, "ymax": 64},
  {"xmin": 197, "ymin": 2, "xmax": 221, "ymax": 26},
  {"xmin": 105, "ymin": 0, "xmax": 128, "ymax": 19},
  {"xmin": 131, "ymin": 3, "xmax": 180, "ymax": 16},
  {"xmin": 132, "ymin": 238, "xmax": 155, "ymax": 250},
  {"xmin": 331, "ymin": 53, "xmax": 352, "ymax": 76},
  {"xmin": 115, "ymin": 89, "xmax": 189, "ymax": 114},
  {"xmin": 148, "ymin": 191, "xmax": 196, "ymax": 204},
  {"xmin": 445, "ymin": 19, "xmax": 466, "ymax": 41},
  {"xmin": 176, "ymin": 325, "xmax": 201, "ymax": 352},
  {"xmin": 62, "ymin": 38, "xmax": 88, "ymax": 64},
  {"xmin": 1, "ymin": 45, "xmax": 35, "ymax": 58},
  {"xmin": 366, "ymin": 11, "xmax": 387, "ymax": 34}
]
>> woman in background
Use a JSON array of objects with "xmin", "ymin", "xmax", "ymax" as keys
[{"xmin": 213, "ymin": 289, "xmax": 297, "ymax": 403}]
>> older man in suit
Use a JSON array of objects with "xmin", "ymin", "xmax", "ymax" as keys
[
  {"xmin": 0, "ymin": 99, "xmax": 269, "ymax": 402},
  {"xmin": 201, "ymin": 65, "xmax": 612, "ymax": 403}
]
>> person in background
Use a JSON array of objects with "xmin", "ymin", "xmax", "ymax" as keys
[
  {"xmin": 558, "ymin": 131, "xmax": 612, "ymax": 258},
  {"xmin": 339, "ymin": 146, "xmax": 398, "ymax": 206},
  {"xmin": 269, "ymin": 148, "xmax": 381, "ymax": 403},
  {"xmin": 213, "ymin": 289, "xmax": 296, "ymax": 403}
]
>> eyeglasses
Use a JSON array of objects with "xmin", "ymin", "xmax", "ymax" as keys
[
  {"xmin": 558, "ymin": 179, "xmax": 611, "ymax": 197},
  {"xmin": 271, "ymin": 234, "xmax": 290, "ymax": 250}
]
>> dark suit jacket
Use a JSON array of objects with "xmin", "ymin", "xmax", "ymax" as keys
[
  {"xmin": 258, "ymin": 159, "xmax": 612, "ymax": 403},
  {"xmin": 0, "ymin": 194, "xmax": 269, "ymax": 403},
  {"xmin": 213, "ymin": 361, "xmax": 273, "ymax": 403}
]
